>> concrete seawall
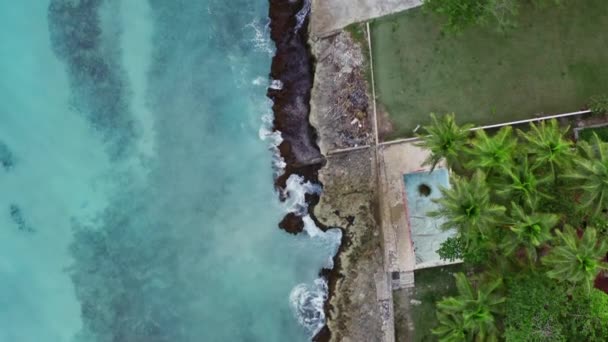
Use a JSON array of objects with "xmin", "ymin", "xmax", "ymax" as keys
[{"xmin": 311, "ymin": 0, "xmax": 422, "ymax": 37}]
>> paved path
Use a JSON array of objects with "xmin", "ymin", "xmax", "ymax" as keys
[
  {"xmin": 310, "ymin": 0, "xmax": 422, "ymax": 38},
  {"xmin": 375, "ymin": 272, "xmax": 396, "ymax": 342}
]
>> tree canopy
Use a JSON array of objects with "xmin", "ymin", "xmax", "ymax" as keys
[{"xmin": 418, "ymin": 114, "xmax": 608, "ymax": 341}]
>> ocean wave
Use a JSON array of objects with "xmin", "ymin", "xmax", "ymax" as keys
[
  {"xmin": 282, "ymin": 174, "xmax": 322, "ymax": 215},
  {"xmin": 284, "ymin": 174, "xmax": 342, "ymax": 335},
  {"xmin": 302, "ymin": 215, "xmax": 341, "ymax": 268},
  {"xmin": 289, "ymin": 278, "xmax": 328, "ymax": 336},
  {"xmin": 261, "ymin": 97, "xmax": 338, "ymax": 339},
  {"xmin": 258, "ymin": 103, "xmax": 286, "ymax": 175},
  {"xmin": 261, "ymin": 4, "xmax": 339, "ymax": 329},
  {"xmin": 282, "ymin": 174, "xmax": 341, "ymax": 265}
]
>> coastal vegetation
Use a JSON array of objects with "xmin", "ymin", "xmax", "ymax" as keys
[
  {"xmin": 370, "ymin": 0, "xmax": 608, "ymax": 139},
  {"xmin": 417, "ymin": 114, "xmax": 608, "ymax": 341},
  {"xmin": 423, "ymin": 0, "xmax": 563, "ymax": 32},
  {"xmin": 590, "ymin": 94, "xmax": 608, "ymax": 116}
]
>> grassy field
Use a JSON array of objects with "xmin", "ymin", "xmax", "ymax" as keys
[
  {"xmin": 371, "ymin": 1, "xmax": 608, "ymax": 139},
  {"xmin": 394, "ymin": 264, "xmax": 463, "ymax": 341}
]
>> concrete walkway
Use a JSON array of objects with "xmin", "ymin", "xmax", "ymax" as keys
[
  {"xmin": 375, "ymin": 272, "xmax": 396, "ymax": 342},
  {"xmin": 310, "ymin": 0, "xmax": 422, "ymax": 37}
]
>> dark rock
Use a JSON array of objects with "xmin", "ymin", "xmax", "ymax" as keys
[
  {"xmin": 278, "ymin": 212, "xmax": 304, "ymax": 234},
  {"xmin": 268, "ymin": 0, "xmax": 325, "ymax": 192}
]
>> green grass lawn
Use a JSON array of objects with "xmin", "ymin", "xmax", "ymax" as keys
[
  {"xmin": 371, "ymin": 1, "xmax": 608, "ymax": 139},
  {"xmin": 394, "ymin": 264, "xmax": 463, "ymax": 341}
]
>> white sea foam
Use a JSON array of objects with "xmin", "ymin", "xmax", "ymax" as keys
[
  {"xmin": 258, "ymin": 102, "xmax": 287, "ymax": 175},
  {"xmin": 289, "ymin": 278, "xmax": 328, "ymax": 336},
  {"xmin": 294, "ymin": 0, "xmax": 311, "ymax": 34},
  {"xmin": 282, "ymin": 175, "xmax": 341, "ymax": 266},
  {"xmin": 256, "ymin": 14, "xmax": 341, "ymax": 327},
  {"xmin": 264, "ymin": 168, "xmax": 343, "ymax": 336},
  {"xmin": 259, "ymin": 125, "xmax": 286, "ymax": 172},
  {"xmin": 258, "ymin": 125, "xmax": 283, "ymax": 149},
  {"xmin": 246, "ymin": 18, "xmax": 273, "ymax": 55},
  {"xmin": 303, "ymin": 215, "xmax": 342, "ymax": 268},
  {"xmin": 252, "ymin": 76, "xmax": 267, "ymax": 86},
  {"xmin": 282, "ymin": 174, "xmax": 322, "ymax": 215},
  {"xmin": 269, "ymin": 79, "xmax": 283, "ymax": 90},
  {"xmin": 283, "ymin": 175, "xmax": 342, "ymax": 335}
]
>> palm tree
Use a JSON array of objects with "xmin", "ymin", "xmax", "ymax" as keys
[
  {"xmin": 517, "ymin": 119, "xmax": 574, "ymax": 179},
  {"xmin": 501, "ymin": 203, "xmax": 559, "ymax": 262},
  {"xmin": 466, "ymin": 126, "xmax": 517, "ymax": 176},
  {"xmin": 416, "ymin": 113, "xmax": 473, "ymax": 171},
  {"xmin": 562, "ymin": 133, "xmax": 608, "ymax": 214},
  {"xmin": 432, "ymin": 273, "xmax": 505, "ymax": 342},
  {"xmin": 433, "ymin": 311, "xmax": 466, "ymax": 342},
  {"xmin": 543, "ymin": 225, "xmax": 608, "ymax": 292},
  {"xmin": 431, "ymin": 170, "xmax": 506, "ymax": 249},
  {"xmin": 496, "ymin": 156, "xmax": 552, "ymax": 210}
]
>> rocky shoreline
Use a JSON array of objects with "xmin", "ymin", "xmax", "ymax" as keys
[
  {"xmin": 267, "ymin": 0, "xmax": 327, "ymax": 235},
  {"xmin": 268, "ymin": 1, "xmax": 383, "ymax": 341},
  {"xmin": 267, "ymin": 0, "xmax": 323, "ymax": 188}
]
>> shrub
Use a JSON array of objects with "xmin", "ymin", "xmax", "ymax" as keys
[
  {"xmin": 437, "ymin": 235, "xmax": 492, "ymax": 264},
  {"xmin": 589, "ymin": 95, "xmax": 608, "ymax": 115},
  {"xmin": 504, "ymin": 274, "xmax": 608, "ymax": 342},
  {"xmin": 423, "ymin": 0, "xmax": 489, "ymax": 32},
  {"xmin": 424, "ymin": 0, "xmax": 564, "ymax": 32},
  {"xmin": 437, "ymin": 236, "xmax": 464, "ymax": 262},
  {"xmin": 504, "ymin": 274, "xmax": 567, "ymax": 341},
  {"xmin": 563, "ymin": 289, "xmax": 608, "ymax": 342}
]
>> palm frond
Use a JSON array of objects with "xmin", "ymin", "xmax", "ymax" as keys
[
  {"xmin": 416, "ymin": 113, "xmax": 473, "ymax": 171},
  {"xmin": 517, "ymin": 119, "xmax": 573, "ymax": 179},
  {"xmin": 543, "ymin": 225, "xmax": 608, "ymax": 292}
]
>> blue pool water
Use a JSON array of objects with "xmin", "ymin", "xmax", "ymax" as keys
[
  {"xmin": 0, "ymin": 1, "xmax": 339, "ymax": 341},
  {"xmin": 403, "ymin": 168, "xmax": 455, "ymax": 265}
]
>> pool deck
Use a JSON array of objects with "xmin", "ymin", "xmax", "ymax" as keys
[{"xmin": 377, "ymin": 141, "xmax": 446, "ymax": 285}]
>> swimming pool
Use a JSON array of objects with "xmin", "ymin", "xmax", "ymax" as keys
[{"xmin": 403, "ymin": 168, "xmax": 456, "ymax": 267}]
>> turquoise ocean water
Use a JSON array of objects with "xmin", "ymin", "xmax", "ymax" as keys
[{"xmin": 0, "ymin": 1, "xmax": 339, "ymax": 341}]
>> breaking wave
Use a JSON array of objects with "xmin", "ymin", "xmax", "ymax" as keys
[
  {"xmin": 282, "ymin": 174, "xmax": 342, "ymax": 335},
  {"xmin": 282, "ymin": 174, "xmax": 321, "ymax": 215},
  {"xmin": 258, "ymin": 105, "xmax": 287, "ymax": 175},
  {"xmin": 262, "ymin": 0, "xmax": 340, "ymax": 333},
  {"xmin": 289, "ymin": 278, "xmax": 328, "ymax": 336}
]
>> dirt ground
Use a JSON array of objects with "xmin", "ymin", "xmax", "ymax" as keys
[{"xmin": 309, "ymin": 31, "xmax": 373, "ymax": 153}]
